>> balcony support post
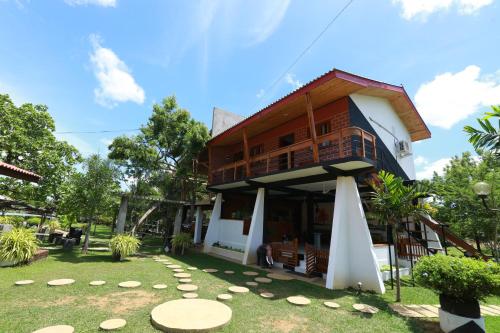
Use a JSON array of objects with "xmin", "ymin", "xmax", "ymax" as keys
[
  {"xmin": 305, "ymin": 92, "xmax": 319, "ymax": 163},
  {"xmin": 243, "ymin": 127, "xmax": 250, "ymax": 177}
]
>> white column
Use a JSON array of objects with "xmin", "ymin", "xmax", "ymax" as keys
[
  {"xmin": 326, "ymin": 176, "xmax": 385, "ymax": 294},
  {"xmin": 172, "ymin": 206, "xmax": 183, "ymax": 236},
  {"xmin": 243, "ymin": 188, "xmax": 265, "ymax": 265},
  {"xmin": 116, "ymin": 195, "xmax": 128, "ymax": 234},
  {"xmin": 193, "ymin": 206, "xmax": 203, "ymax": 244},
  {"xmin": 203, "ymin": 193, "xmax": 222, "ymax": 253}
]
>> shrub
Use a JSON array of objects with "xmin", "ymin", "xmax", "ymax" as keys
[
  {"xmin": 0, "ymin": 216, "xmax": 24, "ymax": 227},
  {"xmin": 414, "ymin": 254, "xmax": 500, "ymax": 301},
  {"xmin": 0, "ymin": 228, "xmax": 39, "ymax": 264},
  {"xmin": 47, "ymin": 219, "xmax": 61, "ymax": 232},
  {"xmin": 171, "ymin": 233, "xmax": 193, "ymax": 255},
  {"xmin": 109, "ymin": 234, "xmax": 140, "ymax": 260}
]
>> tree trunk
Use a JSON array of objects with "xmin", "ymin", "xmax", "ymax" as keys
[
  {"xmin": 82, "ymin": 219, "xmax": 92, "ymax": 254},
  {"xmin": 392, "ymin": 225, "xmax": 401, "ymax": 302},
  {"xmin": 93, "ymin": 222, "xmax": 97, "ymax": 236}
]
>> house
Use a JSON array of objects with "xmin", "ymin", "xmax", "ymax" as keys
[{"xmin": 196, "ymin": 69, "xmax": 432, "ymax": 294}]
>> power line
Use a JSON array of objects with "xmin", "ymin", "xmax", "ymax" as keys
[
  {"xmin": 253, "ymin": 0, "xmax": 355, "ymax": 110},
  {"xmin": 55, "ymin": 128, "xmax": 140, "ymax": 134}
]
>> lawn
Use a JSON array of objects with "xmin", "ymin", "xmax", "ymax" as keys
[{"xmin": 0, "ymin": 228, "xmax": 498, "ymax": 333}]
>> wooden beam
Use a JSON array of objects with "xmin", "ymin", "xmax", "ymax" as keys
[
  {"xmin": 208, "ymin": 145, "xmax": 212, "ymax": 184},
  {"xmin": 242, "ymin": 127, "xmax": 251, "ymax": 177},
  {"xmin": 305, "ymin": 92, "xmax": 319, "ymax": 163}
]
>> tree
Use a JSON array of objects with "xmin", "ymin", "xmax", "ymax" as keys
[
  {"xmin": 0, "ymin": 94, "xmax": 80, "ymax": 209},
  {"xmin": 369, "ymin": 171, "xmax": 430, "ymax": 302},
  {"xmin": 60, "ymin": 155, "xmax": 120, "ymax": 253},
  {"xmin": 464, "ymin": 105, "xmax": 500, "ymax": 157}
]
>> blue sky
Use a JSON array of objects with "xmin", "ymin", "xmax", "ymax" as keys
[{"xmin": 0, "ymin": 0, "xmax": 499, "ymax": 179}]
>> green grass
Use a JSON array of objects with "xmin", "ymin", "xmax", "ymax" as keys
[{"xmin": 0, "ymin": 229, "xmax": 498, "ymax": 333}]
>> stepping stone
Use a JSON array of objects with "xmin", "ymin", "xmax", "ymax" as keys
[
  {"xmin": 89, "ymin": 280, "xmax": 106, "ymax": 286},
  {"xmin": 228, "ymin": 286, "xmax": 249, "ymax": 294},
  {"xmin": 353, "ymin": 303, "xmax": 379, "ymax": 314},
  {"xmin": 166, "ymin": 264, "xmax": 181, "ymax": 269},
  {"xmin": 217, "ymin": 293, "xmax": 233, "ymax": 301},
  {"xmin": 178, "ymin": 279, "xmax": 192, "ymax": 284},
  {"xmin": 407, "ymin": 305, "xmax": 438, "ymax": 317},
  {"xmin": 156, "ymin": 259, "xmax": 169, "ymax": 262},
  {"xmin": 32, "ymin": 325, "xmax": 74, "ymax": 333},
  {"xmin": 15, "ymin": 280, "xmax": 34, "ymax": 286},
  {"xmin": 287, "ymin": 296, "xmax": 311, "ymax": 306},
  {"xmin": 99, "ymin": 318, "xmax": 127, "ymax": 331},
  {"xmin": 480, "ymin": 305, "xmax": 498, "ymax": 316},
  {"xmin": 88, "ymin": 247, "xmax": 109, "ymax": 251},
  {"xmin": 260, "ymin": 292, "xmax": 274, "ymax": 299},
  {"xmin": 245, "ymin": 281, "xmax": 258, "ymax": 287},
  {"xmin": 389, "ymin": 304, "xmax": 424, "ymax": 318},
  {"xmin": 324, "ymin": 301, "xmax": 340, "ymax": 309},
  {"xmin": 242, "ymin": 271, "xmax": 258, "ymax": 276},
  {"xmin": 47, "ymin": 279, "xmax": 75, "ymax": 287},
  {"xmin": 177, "ymin": 284, "xmax": 198, "ymax": 292},
  {"xmin": 173, "ymin": 268, "xmax": 185, "ymax": 273},
  {"xmin": 118, "ymin": 281, "xmax": 141, "ymax": 288},
  {"xmin": 182, "ymin": 293, "xmax": 198, "ymax": 299},
  {"xmin": 187, "ymin": 267, "xmax": 197, "ymax": 270},
  {"xmin": 151, "ymin": 299, "xmax": 232, "ymax": 332},
  {"xmin": 224, "ymin": 270, "xmax": 234, "ymax": 274},
  {"xmin": 267, "ymin": 273, "xmax": 293, "ymax": 281},
  {"xmin": 254, "ymin": 277, "xmax": 272, "ymax": 284},
  {"xmin": 419, "ymin": 305, "xmax": 440, "ymax": 316},
  {"xmin": 153, "ymin": 284, "xmax": 167, "ymax": 290},
  {"xmin": 202, "ymin": 268, "xmax": 218, "ymax": 273},
  {"xmin": 482, "ymin": 305, "xmax": 500, "ymax": 315},
  {"xmin": 174, "ymin": 273, "xmax": 191, "ymax": 279}
]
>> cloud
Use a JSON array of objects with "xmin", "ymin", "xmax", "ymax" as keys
[
  {"xmin": 256, "ymin": 89, "xmax": 265, "ymax": 99},
  {"xmin": 415, "ymin": 65, "xmax": 500, "ymax": 129},
  {"xmin": 392, "ymin": 0, "xmax": 493, "ymax": 20},
  {"xmin": 414, "ymin": 155, "xmax": 428, "ymax": 166},
  {"xmin": 245, "ymin": 0, "xmax": 291, "ymax": 45},
  {"xmin": 416, "ymin": 157, "xmax": 451, "ymax": 180},
  {"xmin": 285, "ymin": 73, "xmax": 303, "ymax": 89},
  {"xmin": 89, "ymin": 34, "xmax": 145, "ymax": 108},
  {"xmin": 65, "ymin": 0, "xmax": 117, "ymax": 7}
]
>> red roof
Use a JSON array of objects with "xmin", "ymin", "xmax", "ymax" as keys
[{"xmin": 0, "ymin": 161, "xmax": 41, "ymax": 183}]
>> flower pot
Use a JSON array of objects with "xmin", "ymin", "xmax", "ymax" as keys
[
  {"xmin": 438, "ymin": 295, "xmax": 485, "ymax": 333},
  {"xmin": 112, "ymin": 252, "xmax": 122, "ymax": 261}
]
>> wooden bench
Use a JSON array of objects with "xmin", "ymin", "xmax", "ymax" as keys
[{"xmin": 270, "ymin": 239, "xmax": 299, "ymax": 267}]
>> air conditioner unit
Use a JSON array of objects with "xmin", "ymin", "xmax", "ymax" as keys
[{"xmin": 397, "ymin": 140, "xmax": 411, "ymax": 157}]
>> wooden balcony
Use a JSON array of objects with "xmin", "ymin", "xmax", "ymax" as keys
[{"xmin": 209, "ymin": 127, "xmax": 376, "ymax": 185}]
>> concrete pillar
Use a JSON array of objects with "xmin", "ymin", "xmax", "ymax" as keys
[
  {"xmin": 194, "ymin": 206, "xmax": 203, "ymax": 244},
  {"xmin": 173, "ymin": 206, "xmax": 183, "ymax": 236},
  {"xmin": 203, "ymin": 193, "xmax": 222, "ymax": 253},
  {"xmin": 116, "ymin": 195, "xmax": 128, "ymax": 234},
  {"xmin": 243, "ymin": 188, "xmax": 265, "ymax": 265},
  {"xmin": 326, "ymin": 176, "xmax": 385, "ymax": 294}
]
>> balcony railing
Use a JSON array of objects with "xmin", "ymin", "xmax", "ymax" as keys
[{"xmin": 210, "ymin": 126, "xmax": 376, "ymax": 185}]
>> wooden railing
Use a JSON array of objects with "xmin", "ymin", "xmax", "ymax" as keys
[{"xmin": 210, "ymin": 126, "xmax": 376, "ymax": 185}]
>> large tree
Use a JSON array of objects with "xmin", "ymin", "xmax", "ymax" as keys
[{"xmin": 0, "ymin": 94, "xmax": 80, "ymax": 209}]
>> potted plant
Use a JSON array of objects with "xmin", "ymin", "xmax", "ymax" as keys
[
  {"xmin": 171, "ymin": 233, "xmax": 193, "ymax": 255},
  {"xmin": 109, "ymin": 234, "xmax": 140, "ymax": 261},
  {"xmin": 0, "ymin": 228, "xmax": 39, "ymax": 266},
  {"xmin": 414, "ymin": 254, "xmax": 499, "ymax": 332}
]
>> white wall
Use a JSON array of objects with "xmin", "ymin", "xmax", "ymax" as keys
[
  {"xmin": 243, "ymin": 188, "xmax": 265, "ymax": 265},
  {"xmin": 203, "ymin": 193, "xmax": 222, "ymax": 253},
  {"xmin": 218, "ymin": 219, "xmax": 248, "ymax": 250},
  {"xmin": 350, "ymin": 93, "xmax": 416, "ymax": 179}
]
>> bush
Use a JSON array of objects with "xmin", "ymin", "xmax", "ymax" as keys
[
  {"xmin": 47, "ymin": 219, "xmax": 61, "ymax": 232},
  {"xmin": 0, "ymin": 228, "xmax": 39, "ymax": 264},
  {"xmin": 171, "ymin": 233, "xmax": 193, "ymax": 255},
  {"xmin": 0, "ymin": 216, "xmax": 24, "ymax": 227},
  {"xmin": 109, "ymin": 234, "xmax": 140, "ymax": 260},
  {"xmin": 414, "ymin": 254, "xmax": 500, "ymax": 301}
]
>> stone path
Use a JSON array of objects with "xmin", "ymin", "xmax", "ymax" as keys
[
  {"xmin": 245, "ymin": 281, "xmax": 258, "ymax": 287},
  {"xmin": 174, "ymin": 273, "xmax": 191, "ymax": 279},
  {"xmin": 353, "ymin": 303, "xmax": 379, "ymax": 314},
  {"xmin": 324, "ymin": 301, "xmax": 340, "ymax": 309},
  {"xmin": 47, "ymin": 279, "xmax": 75, "ymax": 286},
  {"xmin": 166, "ymin": 264, "xmax": 181, "ymax": 269},
  {"xmin": 217, "ymin": 293, "xmax": 233, "ymax": 301},
  {"xmin": 267, "ymin": 273, "xmax": 293, "ymax": 281},
  {"xmin": 254, "ymin": 277, "xmax": 272, "ymax": 284},
  {"xmin": 242, "ymin": 271, "xmax": 258, "ymax": 276},
  {"xmin": 287, "ymin": 296, "xmax": 311, "ymax": 306},
  {"xmin": 173, "ymin": 268, "xmax": 184, "ymax": 273},
  {"xmin": 32, "ymin": 325, "xmax": 74, "ymax": 333},
  {"xmin": 390, "ymin": 304, "xmax": 500, "ymax": 318},
  {"xmin": 183, "ymin": 293, "xmax": 198, "ymax": 299},
  {"xmin": 224, "ymin": 270, "xmax": 234, "ymax": 274},
  {"xmin": 187, "ymin": 267, "xmax": 197, "ymax": 270},
  {"xmin": 15, "ymin": 280, "xmax": 34, "ymax": 286},
  {"xmin": 153, "ymin": 284, "xmax": 167, "ymax": 290},
  {"xmin": 177, "ymin": 284, "xmax": 198, "ymax": 292},
  {"xmin": 99, "ymin": 318, "xmax": 126, "ymax": 331},
  {"xmin": 202, "ymin": 268, "xmax": 218, "ymax": 273},
  {"xmin": 118, "ymin": 281, "xmax": 141, "ymax": 288},
  {"xmin": 260, "ymin": 292, "xmax": 274, "ymax": 299},
  {"xmin": 228, "ymin": 286, "xmax": 249, "ymax": 294},
  {"xmin": 89, "ymin": 280, "xmax": 106, "ymax": 286}
]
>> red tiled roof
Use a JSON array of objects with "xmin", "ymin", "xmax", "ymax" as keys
[{"xmin": 0, "ymin": 161, "xmax": 41, "ymax": 183}]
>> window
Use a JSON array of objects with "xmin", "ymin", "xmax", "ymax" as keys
[
  {"xmin": 249, "ymin": 144, "xmax": 264, "ymax": 157},
  {"xmin": 316, "ymin": 121, "xmax": 331, "ymax": 136},
  {"xmin": 233, "ymin": 151, "xmax": 243, "ymax": 162}
]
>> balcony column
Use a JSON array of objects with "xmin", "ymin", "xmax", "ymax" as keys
[
  {"xmin": 172, "ymin": 206, "xmax": 183, "ymax": 236},
  {"xmin": 243, "ymin": 127, "xmax": 250, "ymax": 177},
  {"xmin": 325, "ymin": 176, "xmax": 385, "ymax": 294},
  {"xmin": 193, "ymin": 206, "xmax": 203, "ymax": 244},
  {"xmin": 305, "ymin": 92, "xmax": 319, "ymax": 163},
  {"xmin": 243, "ymin": 188, "xmax": 265, "ymax": 265},
  {"xmin": 203, "ymin": 193, "xmax": 222, "ymax": 253}
]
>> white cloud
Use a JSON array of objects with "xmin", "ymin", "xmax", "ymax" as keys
[
  {"xmin": 256, "ymin": 89, "xmax": 265, "ymax": 99},
  {"xmin": 89, "ymin": 34, "xmax": 145, "ymax": 108},
  {"xmin": 65, "ymin": 0, "xmax": 117, "ymax": 7},
  {"xmin": 416, "ymin": 157, "xmax": 451, "ymax": 179},
  {"xmin": 414, "ymin": 155, "xmax": 428, "ymax": 166},
  {"xmin": 246, "ymin": 0, "xmax": 290, "ymax": 45},
  {"xmin": 392, "ymin": 0, "xmax": 493, "ymax": 20},
  {"xmin": 415, "ymin": 65, "xmax": 500, "ymax": 129},
  {"xmin": 285, "ymin": 73, "xmax": 303, "ymax": 90}
]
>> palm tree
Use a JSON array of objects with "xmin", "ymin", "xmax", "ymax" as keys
[
  {"xmin": 369, "ymin": 170, "xmax": 430, "ymax": 302},
  {"xmin": 464, "ymin": 105, "xmax": 499, "ymax": 157}
]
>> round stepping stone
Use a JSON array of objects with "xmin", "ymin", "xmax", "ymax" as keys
[
  {"xmin": 178, "ymin": 278, "xmax": 192, "ymax": 283},
  {"xmin": 89, "ymin": 280, "xmax": 106, "ymax": 286},
  {"xmin": 260, "ymin": 292, "xmax": 274, "ymax": 299},
  {"xmin": 156, "ymin": 259, "xmax": 169, "ymax": 262},
  {"xmin": 202, "ymin": 268, "xmax": 218, "ymax": 273},
  {"xmin": 187, "ymin": 267, "xmax": 197, "ymax": 270},
  {"xmin": 177, "ymin": 284, "xmax": 198, "ymax": 292},
  {"xmin": 255, "ymin": 277, "xmax": 272, "ymax": 284},
  {"xmin": 47, "ymin": 279, "xmax": 75, "ymax": 287},
  {"xmin": 15, "ymin": 280, "xmax": 34, "ymax": 286},
  {"xmin": 166, "ymin": 264, "xmax": 181, "ymax": 269},
  {"xmin": 324, "ymin": 301, "xmax": 340, "ymax": 309},
  {"xmin": 173, "ymin": 268, "xmax": 184, "ymax": 273},
  {"xmin": 99, "ymin": 318, "xmax": 127, "ymax": 331},
  {"xmin": 174, "ymin": 273, "xmax": 191, "ymax": 279},
  {"xmin": 118, "ymin": 281, "xmax": 141, "ymax": 288},
  {"xmin": 182, "ymin": 293, "xmax": 198, "ymax": 299},
  {"xmin": 224, "ymin": 270, "xmax": 234, "ymax": 274},
  {"xmin": 245, "ymin": 281, "xmax": 258, "ymax": 287},
  {"xmin": 242, "ymin": 271, "xmax": 258, "ymax": 276},
  {"xmin": 32, "ymin": 325, "xmax": 74, "ymax": 333},
  {"xmin": 287, "ymin": 296, "xmax": 311, "ymax": 306},
  {"xmin": 217, "ymin": 293, "xmax": 233, "ymax": 301},
  {"xmin": 228, "ymin": 286, "xmax": 249, "ymax": 294},
  {"xmin": 353, "ymin": 303, "xmax": 379, "ymax": 314},
  {"xmin": 267, "ymin": 273, "xmax": 293, "ymax": 281},
  {"xmin": 153, "ymin": 284, "xmax": 167, "ymax": 290},
  {"xmin": 151, "ymin": 299, "xmax": 232, "ymax": 332}
]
